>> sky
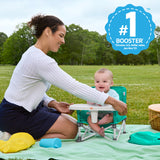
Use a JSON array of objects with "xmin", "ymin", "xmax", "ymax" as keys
[{"xmin": 0, "ymin": 0, "xmax": 160, "ymax": 36}]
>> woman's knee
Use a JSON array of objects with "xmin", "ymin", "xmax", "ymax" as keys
[{"xmin": 46, "ymin": 115, "xmax": 78, "ymax": 139}]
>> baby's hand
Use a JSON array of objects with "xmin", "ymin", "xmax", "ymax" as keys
[{"xmin": 87, "ymin": 101, "xmax": 95, "ymax": 105}]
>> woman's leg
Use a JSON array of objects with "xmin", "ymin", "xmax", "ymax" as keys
[{"xmin": 39, "ymin": 115, "xmax": 78, "ymax": 140}]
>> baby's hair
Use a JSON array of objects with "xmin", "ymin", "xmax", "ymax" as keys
[
  {"xmin": 95, "ymin": 68, "xmax": 113, "ymax": 79},
  {"xmin": 28, "ymin": 14, "xmax": 64, "ymax": 38}
]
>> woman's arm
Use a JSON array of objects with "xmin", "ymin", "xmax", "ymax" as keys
[
  {"xmin": 37, "ymin": 57, "xmax": 108, "ymax": 106},
  {"xmin": 43, "ymin": 93, "xmax": 55, "ymax": 107},
  {"xmin": 36, "ymin": 55, "xmax": 127, "ymax": 115}
]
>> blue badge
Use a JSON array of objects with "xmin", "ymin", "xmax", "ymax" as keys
[{"xmin": 105, "ymin": 4, "xmax": 156, "ymax": 55}]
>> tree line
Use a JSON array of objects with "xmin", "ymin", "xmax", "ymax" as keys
[{"xmin": 0, "ymin": 23, "xmax": 160, "ymax": 65}]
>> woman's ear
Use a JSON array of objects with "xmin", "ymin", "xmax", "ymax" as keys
[{"xmin": 44, "ymin": 27, "xmax": 52, "ymax": 37}]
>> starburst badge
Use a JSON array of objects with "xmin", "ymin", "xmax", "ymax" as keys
[{"xmin": 105, "ymin": 4, "xmax": 156, "ymax": 55}]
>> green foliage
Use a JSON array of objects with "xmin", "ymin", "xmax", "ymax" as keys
[
  {"xmin": 0, "ymin": 32, "xmax": 8, "ymax": 63},
  {"xmin": 1, "ymin": 23, "xmax": 36, "ymax": 65},
  {"xmin": 148, "ymin": 26, "xmax": 160, "ymax": 65},
  {"xmin": 0, "ymin": 22, "xmax": 159, "ymax": 65},
  {"xmin": 0, "ymin": 32, "xmax": 8, "ymax": 47}
]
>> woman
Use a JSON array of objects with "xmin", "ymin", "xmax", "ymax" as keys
[{"xmin": 0, "ymin": 14, "xmax": 127, "ymax": 140}]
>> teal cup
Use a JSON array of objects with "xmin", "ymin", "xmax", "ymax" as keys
[{"xmin": 39, "ymin": 138, "xmax": 62, "ymax": 148}]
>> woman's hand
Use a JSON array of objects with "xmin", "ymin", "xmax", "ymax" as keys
[
  {"xmin": 48, "ymin": 100, "xmax": 74, "ymax": 114},
  {"xmin": 105, "ymin": 96, "xmax": 127, "ymax": 115}
]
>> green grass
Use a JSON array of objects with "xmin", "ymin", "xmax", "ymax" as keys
[{"xmin": 0, "ymin": 65, "xmax": 160, "ymax": 124}]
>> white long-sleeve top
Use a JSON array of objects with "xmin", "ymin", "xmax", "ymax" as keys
[{"xmin": 5, "ymin": 46, "xmax": 109, "ymax": 112}]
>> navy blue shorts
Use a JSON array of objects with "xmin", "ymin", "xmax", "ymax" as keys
[{"xmin": 0, "ymin": 98, "xmax": 61, "ymax": 139}]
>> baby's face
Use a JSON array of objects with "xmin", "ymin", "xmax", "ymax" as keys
[{"xmin": 94, "ymin": 72, "xmax": 113, "ymax": 92}]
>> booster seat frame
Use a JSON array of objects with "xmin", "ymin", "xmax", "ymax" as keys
[{"xmin": 70, "ymin": 86, "xmax": 127, "ymax": 142}]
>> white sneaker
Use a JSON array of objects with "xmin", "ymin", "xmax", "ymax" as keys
[{"xmin": 0, "ymin": 131, "xmax": 11, "ymax": 141}]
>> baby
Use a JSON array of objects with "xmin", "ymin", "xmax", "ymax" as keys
[{"xmin": 87, "ymin": 68, "xmax": 119, "ymax": 137}]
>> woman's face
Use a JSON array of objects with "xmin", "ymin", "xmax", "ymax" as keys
[{"xmin": 48, "ymin": 25, "xmax": 66, "ymax": 52}]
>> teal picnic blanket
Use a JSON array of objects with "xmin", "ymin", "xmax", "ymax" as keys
[{"xmin": 0, "ymin": 125, "xmax": 160, "ymax": 160}]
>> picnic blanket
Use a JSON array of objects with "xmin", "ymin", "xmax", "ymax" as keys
[{"xmin": 0, "ymin": 125, "xmax": 159, "ymax": 160}]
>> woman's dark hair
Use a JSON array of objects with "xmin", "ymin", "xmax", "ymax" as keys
[{"xmin": 28, "ymin": 14, "xmax": 64, "ymax": 38}]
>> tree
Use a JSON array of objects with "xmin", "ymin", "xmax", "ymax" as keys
[
  {"xmin": 147, "ymin": 40, "xmax": 158, "ymax": 64},
  {"xmin": 154, "ymin": 26, "xmax": 160, "ymax": 65},
  {"xmin": 0, "ymin": 32, "xmax": 8, "ymax": 48},
  {"xmin": 147, "ymin": 26, "xmax": 160, "ymax": 65},
  {"xmin": 1, "ymin": 21, "xmax": 159, "ymax": 65},
  {"xmin": 0, "ymin": 32, "xmax": 8, "ymax": 63},
  {"xmin": 96, "ymin": 35, "xmax": 115, "ymax": 65},
  {"xmin": 1, "ymin": 23, "xmax": 36, "ymax": 64},
  {"xmin": 80, "ymin": 31, "xmax": 99, "ymax": 65}
]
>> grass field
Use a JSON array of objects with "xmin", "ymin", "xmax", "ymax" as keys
[{"xmin": 0, "ymin": 65, "xmax": 160, "ymax": 124}]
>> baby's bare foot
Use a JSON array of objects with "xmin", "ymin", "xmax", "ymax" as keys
[{"xmin": 98, "ymin": 127, "xmax": 105, "ymax": 137}]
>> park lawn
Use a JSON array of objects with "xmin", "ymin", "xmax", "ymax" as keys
[{"xmin": 0, "ymin": 65, "xmax": 160, "ymax": 124}]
